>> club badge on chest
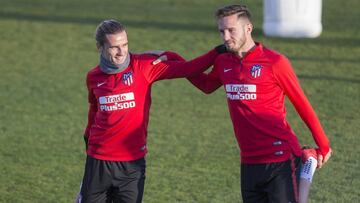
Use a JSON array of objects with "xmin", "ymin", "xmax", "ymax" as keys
[
  {"xmin": 251, "ymin": 65, "xmax": 262, "ymax": 78},
  {"xmin": 122, "ymin": 72, "xmax": 134, "ymax": 86}
]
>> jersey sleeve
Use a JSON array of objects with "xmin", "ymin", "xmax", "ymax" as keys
[
  {"xmin": 84, "ymin": 73, "xmax": 97, "ymax": 138},
  {"xmin": 186, "ymin": 58, "xmax": 222, "ymax": 94},
  {"xmin": 142, "ymin": 49, "xmax": 219, "ymax": 83},
  {"xmin": 273, "ymin": 56, "xmax": 330, "ymax": 157}
]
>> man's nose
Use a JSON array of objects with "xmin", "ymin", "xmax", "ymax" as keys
[
  {"xmin": 116, "ymin": 47, "xmax": 123, "ymax": 55},
  {"xmin": 223, "ymin": 30, "xmax": 231, "ymax": 41}
]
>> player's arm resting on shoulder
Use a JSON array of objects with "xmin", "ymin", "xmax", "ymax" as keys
[
  {"xmin": 151, "ymin": 44, "xmax": 227, "ymax": 65},
  {"xmin": 141, "ymin": 50, "xmax": 165, "ymax": 56},
  {"xmin": 273, "ymin": 56, "xmax": 331, "ymax": 167},
  {"xmin": 142, "ymin": 50, "xmax": 181, "ymax": 64},
  {"xmin": 164, "ymin": 49, "xmax": 217, "ymax": 76},
  {"xmin": 142, "ymin": 51, "xmax": 187, "ymax": 82},
  {"xmin": 149, "ymin": 45, "xmax": 226, "ymax": 80},
  {"xmin": 185, "ymin": 44, "xmax": 226, "ymax": 93},
  {"xmin": 148, "ymin": 50, "xmax": 221, "ymax": 93}
]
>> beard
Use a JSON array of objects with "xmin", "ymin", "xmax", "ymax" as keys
[
  {"xmin": 225, "ymin": 38, "xmax": 247, "ymax": 54},
  {"xmin": 226, "ymin": 45, "xmax": 239, "ymax": 54}
]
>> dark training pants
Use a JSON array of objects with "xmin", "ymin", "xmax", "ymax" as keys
[
  {"xmin": 80, "ymin": 156, "xmax": 146, "ymax": 203},
  {"xmin": 241, "ymin": 156, "xmax": 301, "ymax": 203}
]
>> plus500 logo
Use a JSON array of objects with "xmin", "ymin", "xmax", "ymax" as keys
[
  {"xmin": 99, "ymin": 92, "xmax": 136, "ymax": 111},
  {"xmin": 225, "ymin": 84, "xmax": 256, "ymax": 101}
]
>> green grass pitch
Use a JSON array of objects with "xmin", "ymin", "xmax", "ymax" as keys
[{"xmin": 0, "ymin": 0, "xmax": 359, "ymax": 202}]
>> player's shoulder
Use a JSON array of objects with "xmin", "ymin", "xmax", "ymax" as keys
[
  {"xmin": 86, "ymin": 65, "xmax": 105, "ymax": 87},
  {"xmin": 86, "ymin": 65, "xmax": 116, "ymax": 83},
  {"xmin": 134, "ymin": 51, "xmax": 183, "ymax": 61},
  {"xmin": 130, "ymin": 53, "xmax": 158, "ymax": 68},
  {"xmin": 87, "ymin": 65, "xmax": 102, "ymax": 78},
  {"xmin": 261, "ymin": 46, "xmax": 293, "ymax": 75},
  {"xmin": 262, "ymin": 46, "xmax": 288, "ymax": 64},
  {"xmin": 134, "ymin": 53, "xmax": 158, "ymax": 62}
]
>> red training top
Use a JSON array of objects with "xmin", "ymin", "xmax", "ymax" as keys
[
  {"xmin": 85, "ymin": 50, "xmax": 216, "ymax": 161},
  {"xmin": 188, "ymin": 43, "xmax": 330, "ymax": 164}
]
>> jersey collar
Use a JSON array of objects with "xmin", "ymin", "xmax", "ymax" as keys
[{"xmin": 243, "ymin": 42, "xmax": 263, "ymax": 60}]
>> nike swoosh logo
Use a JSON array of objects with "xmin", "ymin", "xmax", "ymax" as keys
[
  {"xmin": 224, "ymin": 68, "xmax": 232, "ymax": 72},
  {"xmin": 97, "ymin": 82, "xmax": 106, "ymax": 87}
]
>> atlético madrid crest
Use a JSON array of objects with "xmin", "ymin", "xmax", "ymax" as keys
[
  {"xmin": 122, "ymin": 72, "xmax": 134, "ymax": 86},
  {"xmin": 251, "ymin": 65, "xmax": 262, "ymax": 78}
]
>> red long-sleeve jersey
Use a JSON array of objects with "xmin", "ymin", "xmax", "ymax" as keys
[
  {"xmin": 85, "ymin": 50, "xmax": 216, "ymax": 161},
  {"xmin": 188, "ymin": 43, "xmax": 330, "ymax": 164}
]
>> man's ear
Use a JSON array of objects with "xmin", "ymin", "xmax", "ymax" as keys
[
  {"xmin": 96, "ymin": 43, "xmax": 103, "ymax": 53},
  {"xmin": 246, "ymin": 23, "xmax": 253, "ymax": 34}
]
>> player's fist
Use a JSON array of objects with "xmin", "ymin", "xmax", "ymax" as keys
[{"xmin": 317, "ymin": 147, "xmax": 332, "ymax": 168}]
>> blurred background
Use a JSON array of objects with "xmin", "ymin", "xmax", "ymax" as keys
[{"xmin": 0, "ymin": 0, "xmax": 359, "ymax": 202}]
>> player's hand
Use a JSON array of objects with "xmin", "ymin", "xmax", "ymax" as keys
[
  {"xmin": 317, "ymin": 148, "xmax": 332, "ymax": 168},
  {"xmin": 215, "ymin": 44, "xmax": 228, "ymax": 53},
  {"xmin": 152, "ymin": 55, "xmax": 168, "ymax": 65}
]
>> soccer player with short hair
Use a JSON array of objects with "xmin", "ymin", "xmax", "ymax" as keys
[
  {"xmin": 77, "ymin": 19, "xmax": 226, "ymax": 203},
  {"xmin": 187, "ymin": 4, "xmax": 332, "ymax": 203}
]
